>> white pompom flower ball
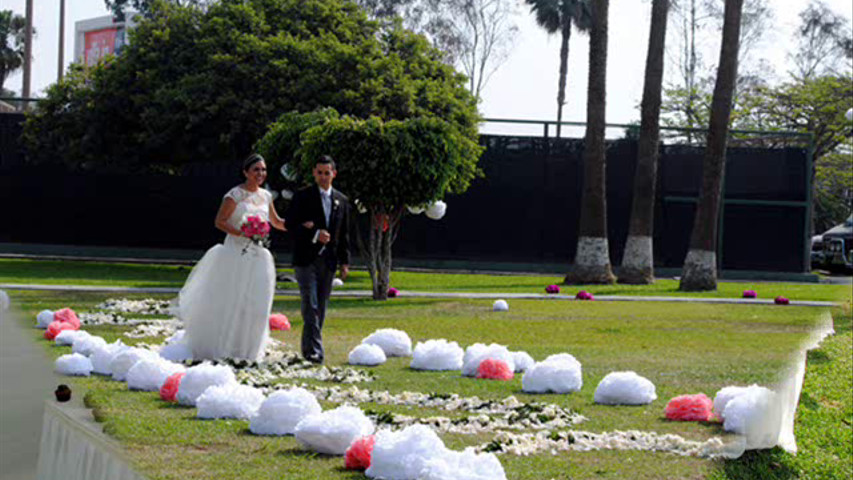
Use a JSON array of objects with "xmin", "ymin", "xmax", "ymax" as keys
[
  {"xmin": 425, "ymin": 200, "xmax": 447, "ymax": 220},
  {"xmin": 492, "ymin": 299, "xmax": 509, "ymax": 312},
  {"xmin": 361, "ymin": 328, "xmax": 412, "ymax": 357},
  {"xmin": 54, "ymin": 329, "xmax": 91, "ymax": 347},
  {"xmin": 55, "ymin": 353, "xmax": 93, "ymax": 376},
  {"xmin": 72, "ymin": 335, "xmax": 108, "ymax": 357},
  {"xmin": 177, "ymin": 363, "xmax": 237, "ymax": 406},
  {"xmin": 249, "ymin": 387, "xmax": 322, "ymax": 436},
  {"xmin": 461, "ymin": 343, "xmax": 515, "ymax": 377},
  {"xmin": 593, "ymin": 371, "xmax": 657, "ymax": 405},
  {"xmin": 521, "ymin": 353, "xmax": 583, "ymax": 394},
  {"xmin": 196, "ymin": 383, "xmax": 265, "ymax": 420},
  {"xmin": 348, "ymin": 343, "xmax": 387, "ymax": 366},
  {"xmin": 36, "ymin": 309, "xmax": 55, "ymax": 329},
  {"xmin": 511, "ymin": 351, "xmax": 535, "ymax": 373},
  {"xmin": 127, "ymin": 358, "xmax": 186, "ymax": 391},
  {"xmin": 410, "ymin": 339, "xmax": 464, "ymax": 371},
  {"xmin": 332, "ymin": 278, "xmax": 344, "ymax": 287},
  {"xmin": 294, "ymin": 405, "xmax": 375, "ymax": 455}
]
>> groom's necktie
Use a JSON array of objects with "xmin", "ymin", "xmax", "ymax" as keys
[{"xmin": 321, "ymin": 190, "xmax": 331, "ymax": 226}]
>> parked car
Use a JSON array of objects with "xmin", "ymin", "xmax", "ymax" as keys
[
  {"xmin": 810, "ymin": 234, "xmax": 825, "ymax": 268},
  {"xmin": 817, "ymin": 214, "xmax": 853, "ymax": 273}
]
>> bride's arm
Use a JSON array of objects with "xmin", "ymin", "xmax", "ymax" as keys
[
  {"xmin": 215, "ymin": 198, "xmax": 243, "ymax": 236},
  {"xmin": 269, "ymin": 203, "xmax": 286, "ymax": 231}
]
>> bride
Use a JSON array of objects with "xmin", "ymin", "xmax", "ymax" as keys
[{"xmin": 175, "ymin": 154, "xmax": 286, "ymax": 361}]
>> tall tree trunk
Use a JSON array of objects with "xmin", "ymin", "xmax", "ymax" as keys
[
  {"xmin": 356, "ymin": 207, "xmax": 403, "ymax": 300},
  {"xmin": 556, "ymin": 19, "xmax": 572, "ymax": 138},
  {"xmin": 680, "ymin": 0, "xmax": 743, "ymax": 291},
  {"xmin": 566, "ymin": 0, "xmax": 615, "ymax": 285},
  {"xmin": 619, "ymin": 0, "xmax": 669, "ymax": 285}
]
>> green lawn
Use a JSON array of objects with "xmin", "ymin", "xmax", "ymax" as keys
[
  {"xmin": 1, "ymin": 258, "xmax": 850, "ymax": 302},
  {"xmin": 6, "ymin": 287, "xmax": 851, "ymax": 480}
]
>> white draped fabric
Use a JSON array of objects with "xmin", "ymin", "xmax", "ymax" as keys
[{"xmin": 36, "ymin": 402, "xmax": 142, "ymax": 480}]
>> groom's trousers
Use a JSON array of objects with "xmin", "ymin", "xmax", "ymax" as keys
[{"xmin": 294, "ymin": 256, "xmax": 335, "ymax": 362}]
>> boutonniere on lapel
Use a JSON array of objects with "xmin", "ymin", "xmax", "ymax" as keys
[{"xmin": 333, "ymin": 199, "xmax": 340, "ymax": 208}]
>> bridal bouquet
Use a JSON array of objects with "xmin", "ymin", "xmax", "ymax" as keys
[{"xmin": 240, "ymin": 215, "xmax": 271, "ymax": 254}]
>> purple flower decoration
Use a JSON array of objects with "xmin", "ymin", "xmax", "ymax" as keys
[
  {"xmin": 774, "ymin": 296, "xmax": 789, "ymax": 305},
  {"xmin": 742, "ymin": 290, "xmax": 757, "ymax": 298},
  {"xmin": 545, "ymin": 284, "xmax": 561, "ymax": 294},
  {"xmin": 575, "ymin": 290, "xmax": 594, "ymax": 301},
  {"xmin": 387, "ymin": 287, "xmax": 399, "ymax": 298}
]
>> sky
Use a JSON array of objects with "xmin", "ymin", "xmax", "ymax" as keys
[{"xmin": 5, "ymin": 0, "xmax": 852, "ymax": 137}]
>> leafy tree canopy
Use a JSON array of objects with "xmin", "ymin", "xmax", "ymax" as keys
[{"xmin": 24, "ymin": 0, "xmax": 479, "ymax": 173}]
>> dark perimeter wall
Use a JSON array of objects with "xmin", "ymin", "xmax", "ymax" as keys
[{"xmin": 0, "ymin": 113, "xmax": 810, "ymax": 272}]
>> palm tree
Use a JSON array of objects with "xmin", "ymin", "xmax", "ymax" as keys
[
  {"xmin": 565, "ymin": 0, "xmax": 614, "ymax": 285},
  {"xmin": 0, "ymin": 10, "xmax": 27, "ymax": 92},
  {"xmin": 618, "ymin": 0, "xmax": 670, "ymax": 285},
  {"xmin": 679, "ymin": 0, "xmax": 744, "ymax": 291},
  {"xmin": 524, "ymin": 0, "xmax": 590, "ymax": 137}
]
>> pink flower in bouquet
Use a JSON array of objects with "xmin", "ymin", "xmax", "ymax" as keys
[
  {"xmin": 44, "ymin": 321, "xmax": 75, "ymax": 341},
  {"xmin": 160, "ymin": 372, "xmax": 185, "ymax": 402},
  {"xmin": 54, "ymin": 308, "xmax": 80, "ymax": 329},
  {"xmin": 269, "ymin": 313, "xmax": 291, "ymax": 331},
  {"xmin": 476, "ymin": 358, "xmax": 514, "ymax": 381},
  {"xmin": 545, "ymin": 284, "xmax": 560, "ymax": 294},
  {"xmin": 387, "ymin": 287, "xmax": 399, "ymax": 298},
  {"xmin": 575, "ymin": 290, "xmax": 594, "ymax": 301},
  {"xmin": 665, "ymin": 394, "xmax": 713, "ymax": 421},
  {"xmin": 240, "ymin": 215, "xmax": 271, "ymax": 253},
  {"xmin": 774, "ymin": 296, "xmax": 789, "ymax": 305},
  {"xmin": 742, "ymin": 290, "xmax": 757, "ymax": 298},
  {"xmin": 345, "ymin": 435, "xmax": 375, "ymax": 470}
]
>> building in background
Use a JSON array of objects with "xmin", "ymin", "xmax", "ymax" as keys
[{"xmin": 74, "ymin": 15, "xmax": 137, "ymax": 67}]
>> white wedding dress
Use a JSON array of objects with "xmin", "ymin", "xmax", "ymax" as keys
[{"xmin": 175, "ymin": 186, "xmax": 276, "ymax": 362}]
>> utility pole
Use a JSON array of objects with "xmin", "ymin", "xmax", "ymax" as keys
[
  {"xmin": 22, "ymin": 0, "xmax": 33, "ymax": 109},
  {"xmin": 58, "ymin": 0, "xmax": 66, "ymax": 82}
]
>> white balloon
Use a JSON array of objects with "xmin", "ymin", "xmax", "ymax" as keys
[
  {"xmin": 425, "ymin": 200, "xmax": 447, "ymax": 220},
  {"xmin": 280, "ymin": 163, "xmax": 298, "ymax": 181}
]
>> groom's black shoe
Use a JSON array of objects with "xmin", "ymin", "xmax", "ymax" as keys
[{"xmin": 305, "ymin": 354, "xmax": 323, "ymax": 364}]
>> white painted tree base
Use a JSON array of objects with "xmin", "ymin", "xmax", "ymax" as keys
[
  {"xmin": 680, "ymin": 249, "xmax": 717, "ymax": 291},
  {"xmin": 566, "ymin": 237, "xmax": 616, "ymax": 284},
  {"xmin": 618, "ymin": 235, "xmax": 654, "ymax": 284}
]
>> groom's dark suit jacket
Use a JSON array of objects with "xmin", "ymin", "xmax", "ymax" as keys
[{"xmin": 285, "ymin": 185, "xmax": 351, "ymax": 269}]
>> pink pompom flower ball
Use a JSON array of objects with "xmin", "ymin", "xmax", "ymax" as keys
[
  {"xmin": 269, "ymin": 313, "xmax": 291, "ymax": 331},
  {"xmin": 742, "ymin": 290, "xmax": 757, "ymax": 298},
  {"xmin": 665, "ymin": 393, "xmax": 713, "ymax": 422},
  {"xmin": 575, "ymin": 290, "xmax": 594, "ymax": 301},
  {"xmin": 545, "ymin": 284, "xmax": 561, "ymax": 294},
  {"xmin": 44, "ymin": 321, "xmax": 75, "ymax": 341},
  {"xmin": 774, "ymin": 296, "xmax": 789, "ymax": 305},
  {"xmin": 160, "ymin": 372, "xmax": 186, "ymax": 402},
  {"xmin": 387, "ymin": 287, "xmax": 399, "ymax": 298},
  {"xmin": 54, "ymin": 308, "xmax": 81, "ymax": 329},
  {"xmin": 476, "ymin": 358, "xmax": 514, "ymax": 381},
  {"xmin": 345, "ymin": 435, "xmax": 375, "ymax": 470}
]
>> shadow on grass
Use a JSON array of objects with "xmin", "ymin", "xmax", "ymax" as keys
[
  {"xmin": 806, "ymin": 349, "xmax": 832, "ymax": 365},
  {"xmin": 275, "ymin": 446, "xmax": 337, "ymax": 460},
  {"xmin": 721, "ymin": 448, "xmax": 798, "ymax": 479}
]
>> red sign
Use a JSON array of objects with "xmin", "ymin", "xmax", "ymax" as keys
[{"xmin": 84, "ymin": 28, "xmax": 118, "ymax": 66}]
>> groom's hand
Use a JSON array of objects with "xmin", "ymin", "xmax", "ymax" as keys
[
  {"xmin": 317, "ymin": 229, "xmax": 331, "ymax": 244},
  {"xmin": 340, "ymin": 265, "xmax": 349, "ymax": 280}
]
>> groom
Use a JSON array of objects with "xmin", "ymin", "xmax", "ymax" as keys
[{"xmin": 285, "ymin": 155, "xmax": 351, "ymax": 364}]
